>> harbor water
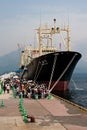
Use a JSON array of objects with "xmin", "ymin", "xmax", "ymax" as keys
[{"xmin": 63, "ymin": 73, "xmax": 87, "ymax": 108}]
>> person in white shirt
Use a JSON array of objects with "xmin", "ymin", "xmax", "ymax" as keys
[{"xmin": 6, "ymin": 84, "xmax": 10, "ymax": 93}]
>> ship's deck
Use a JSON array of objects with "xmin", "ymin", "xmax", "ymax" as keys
[{"xmin": 0, "ymin": 91, "xmax": 87, "ymax": 130}]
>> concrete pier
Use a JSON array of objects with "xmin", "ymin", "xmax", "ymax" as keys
[{"xmin": 0, "ymin": 91, "xmax": 87, "ymax": 130}]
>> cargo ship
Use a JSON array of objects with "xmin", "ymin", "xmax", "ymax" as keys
[{"xmin": 20, "ymin": 19, "xmax": 81, "ymax": 94}]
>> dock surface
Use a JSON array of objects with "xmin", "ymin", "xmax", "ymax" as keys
[{"xmin": 0, "ymin": 91, "xmax": 87, "ymax": 130}]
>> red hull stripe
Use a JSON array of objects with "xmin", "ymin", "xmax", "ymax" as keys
[{"xmin": 44, "ymin": 81, "xmax": 69, "ymax": 92}]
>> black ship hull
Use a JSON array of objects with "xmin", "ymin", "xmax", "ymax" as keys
[{"xmin": 21, "ymin": 51, "xmax": 81, "ymax": 93}]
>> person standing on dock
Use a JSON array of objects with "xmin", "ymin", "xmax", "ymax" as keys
[
  {"xmin": 3, "ymin": 82, "xmax": 6, "ymax": 93},
  {"xmin": 6, "ymin": 83, "xmax": 10, "ymax": 93}
]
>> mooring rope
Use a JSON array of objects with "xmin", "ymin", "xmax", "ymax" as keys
[
  {"xmin": 48, "ymin": 54, "xmax": 58, "ymax": 90},
  {"xmin": 34, "ymin": 61, "xmax": 44, "ymax": 82},
  {"xmin": 49, "ymin": 53, "xmax": 77, "ymax": 93},
  {"xmin": 34, "ymin": 61, "xmax": 40, "ymax": 82}
]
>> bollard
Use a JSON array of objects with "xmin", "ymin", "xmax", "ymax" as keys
[
  {"xmin": 23, "ymin": 115, "xmax": 29, "ymax": 123},
  {"xmin": 1, "ymin": 99, "xmax": 5, "ymax": 107},
  {"xmin": 20, "ymin": 107, "xmax": 24, "ymax": 112},
  {"xmin": 35, "ymin": 94, "xmax": 38, "ymax": 100},
  {"xmin": 0, "ymin": 89, "xmax": 3, "ymax": 94},
  {"xmin": 22, "ymin": 109, "xmax": 27, "ymax": 116},
  {"xmin": 47, "ymin": 94, "xmax": 51, "ymax": 99},
  {"xmin": 14, "ymin": 91, "xmax": 17, "ymax": 98}
]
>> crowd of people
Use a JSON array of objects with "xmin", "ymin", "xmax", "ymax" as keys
[
  {"xmin": 0, "ymin": 75, "xmax": 51, "ymax": 100},
  {"xmin": 14, "ymin": 80, "xmax": 50, "ymax": 99}
]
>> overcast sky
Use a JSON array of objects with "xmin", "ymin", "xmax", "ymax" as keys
[{"xmin": 0, "ymin": 0, "xmax": 87, "ymax": 63}]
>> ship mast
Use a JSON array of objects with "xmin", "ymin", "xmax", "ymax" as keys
[
  {"xmin": 38, "ymin": 26, "xmax": 42, "ymax": 56},
  {"xmin": 67, "ymin": 25, "xmax": 70, "ymax": 51},
  {"xmin": 37, "ymin": 19, "xmax": 71, "ymax": 56}
]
